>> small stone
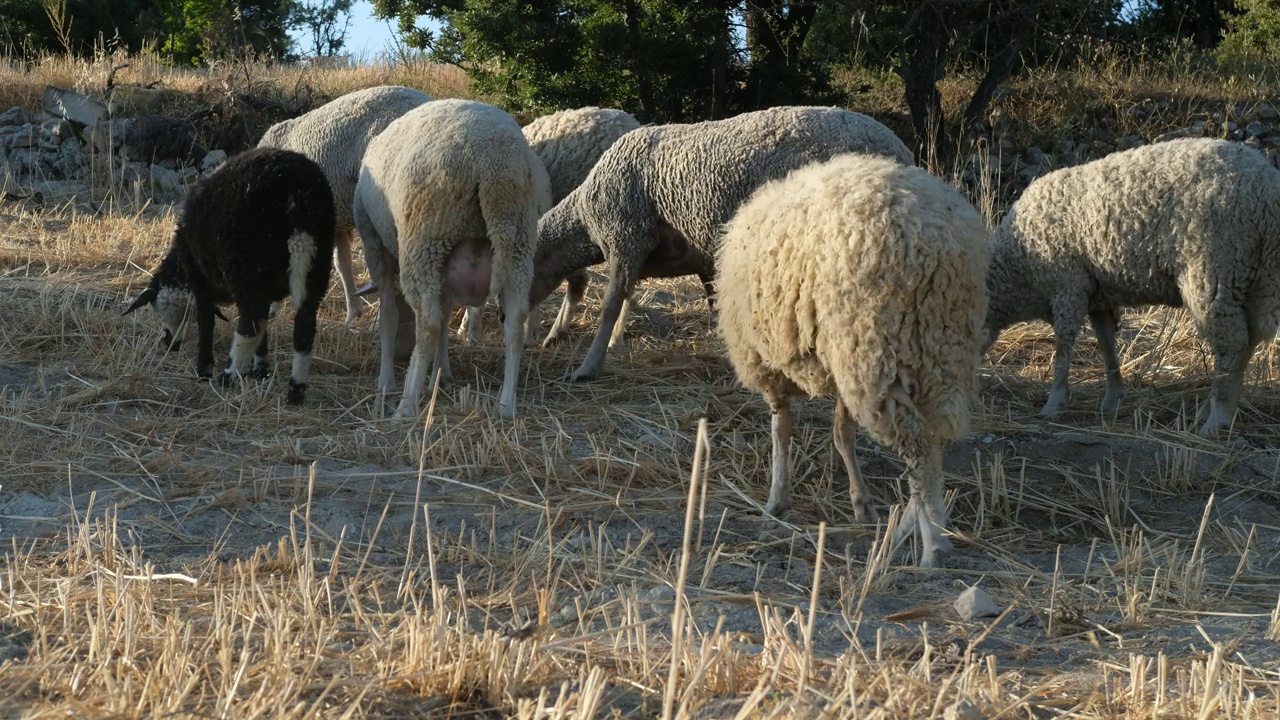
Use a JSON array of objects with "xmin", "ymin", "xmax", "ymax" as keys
[
  {"xmin": 954, "ymin": 585, "xmax": 1001, "ymax": 621},
  {"xmin": 1018, "ymin": 164, "xmax": 1042, "ymax": 183},
  {"xmin": 944, "ymin": 699, "xmax": 983, "ymax": 720},
  {"xmin": 1116, "ymin": 135, "xmax": 1145, "ymax": 150},
  {"xmin": 652, "ymin": 291, "xmax": 676, "ymax": 306},
  {"xmin": 149, "ymin": 164, "xmax": 181, "ymax": 193},
  {"xmin": 1025, "ymin": 146, "xmax": 1048, "ymax": 166},
  {"xmin": 1227, "ymin": 121, "xmax": 1239, "ymax": 133},
  {"xmin": 1058, "ymin": 138, "xmax": 1075, "ymax": 156},
  {"xmin": 1260, "ymin": 103, "xmax": 1280, "ymax": 121},
  {"xmin": 1246, "ymin": 121, "xmax": 1267, "ymax": 138},
  {"xmin": 0, "ymin": 107, "xmax": 33, "ymax": 127},
  {"xmin": 643, "ymin": 585, "xmax": 675, "ymax": 605},
  {"xmin": 200, "ymin": 149, "xmax": 227, "ymax": 172}
]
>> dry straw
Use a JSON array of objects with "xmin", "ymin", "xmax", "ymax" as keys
[{"xmin": 2, "ymin": 51, "xmax": 1280, "ymax": 718}]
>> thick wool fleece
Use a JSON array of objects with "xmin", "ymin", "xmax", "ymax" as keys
[
  {"xmin": 985, "ymin": 137, "xmax": 1280, "ymax": 436},
  {"xmin": 531, "ymin": 105, "xmax": 915, "ymax": 382},
  {"xmin": 127, "ymin": 147, "xmax": 335, "ymax": 405},
  {"xmin": 353, "ymin": 99, "xmax": 552, "ymax": 419},
  {"xmin": 717, "ymin": 152, "xmax": 989, "ymax": 568}
]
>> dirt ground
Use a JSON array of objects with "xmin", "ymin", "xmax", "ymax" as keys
[{"xmin": 1, "ymin": 196, "xmax": 1279, "ymax": 717}]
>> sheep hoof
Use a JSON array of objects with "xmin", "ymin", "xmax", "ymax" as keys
[
  {"xmin": 852, "ymin": 503, "xmax": 876, "ymax": 525},
  {"xmin": 918, "ymin": 544, "xmax": 953, "ymax": 569},
  {"xmin": 287, "ymin": 381, "xmax": 307, "ymax": 406},
  {"xmin": 345, "ymin": 307, "xmax": 362, "ymax": 325},
  {"xmin": 196, "ymin": 365, "xmax": 214, "ymax": 381},
  {"xmin": 1037, "ymin": 404, "xmax": 1064, "ymax": 420},
  {"xmin": 250, "ymin": 364, "xmax": 272, "ymax": 380},
  {"xmin": 217, "ymin": 371, "xmax": 238, "ymax": 388},
  {"xmin": 566, "ymin": 368, "xmax": 598, "ymax": 383}
]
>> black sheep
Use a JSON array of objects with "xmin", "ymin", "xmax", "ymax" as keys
[{"xmin": 125, "ymin": 147, "xmax": 336, "ymax": 405}]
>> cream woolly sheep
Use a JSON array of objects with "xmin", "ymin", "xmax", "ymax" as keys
[
  {"xmin": 717, "ymin": 153, "xmax": 988, "ymax": 569},
  {"xmin": 984, "ymin": 138, "xmax": 1280, "ymax": 437},
  {"xmin": 353, "ymin": 99, "xmax": 552, "ymax": 419},
  {"xmin": 259, "ymin": 85, "xmax": 431, "ymax": 324},
  {"xmin": 459, "ymin": 106, "xmax": 641, "ymax": 345},
  {"xmin": 531, "ymin": 105, "xmax": 914, "ymax": 383}
]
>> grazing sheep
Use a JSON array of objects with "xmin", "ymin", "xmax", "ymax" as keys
[
  {"xmin": 124, "ymin": 147, "xmax": 335, "ymax": 405},
  {"xmin": 530, "ymin": 105, "xmax": 914, "ymax": 382},
  {"xmin": 354, "ymin": 99, "xmax": 552, "ymax": 419},
  {"xmin": 984, "ymin": 138, "xmax": 1280, "ymax": 437},
  {"xmin": 459, "ymin": 106, "xmax": 641, "ymax": 345},
  {"xmin": 259, "ymin": 85, "xmax": 431, "ymax": 324},
  {"xmin": 717, "ymin": 153, "xmax": 989, "ymax": 569}
]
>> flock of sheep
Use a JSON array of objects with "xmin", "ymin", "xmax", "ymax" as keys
[{"xmin": 122, "ymin": 85, "xmax": 1280, "ymax": 568}]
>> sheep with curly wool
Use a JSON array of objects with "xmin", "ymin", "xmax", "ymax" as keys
[
  {"xmin": 717, "ymin": 153, "xmax": 989, "ymax": 569},
  {"xmin": 124, "ymin": 147, "xmax": 335, "ymax": 405},
  {"xmin": 259, "ymin": 85, "xmax": 431, "ymax": 324},
  {"xmin": 459, "ymin": 106, "xmax": 641, "ymax": 345},
  {"xmin": 984, "ymin": 138, "xmax": 1280, "ymax": 437},
  {"xmin": 354, "ymin": 99, "xmax": 552, "ymax": 419},
  {"xmin": 530, "ymin": 105, "xmax": 914, "ymax": 383}
]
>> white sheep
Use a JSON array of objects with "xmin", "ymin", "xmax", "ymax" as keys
[
  {"xmin": 458, "ymin": 106, "xmax": 641, "ymax": 345},
  {"xmin": 353, "ymin": 99, "xmax": 552, "ymax": 419},
  {"xmin": 717, "ymin": 153, "xmax": 989, "ymax": 569},
  {"xmin": 259, "ymin": 85, "xmax": 431, "ymax": 324},
  {"xmin": 530, "ymin": 105, "xmax": 914, "ymax": 382},
  {"xmin": 124, "ymin": 147, "xmax": 335, "ymax": 405},
  {"xmin": 984, "ymin": 138, "xmax": 1280, "ymax": 437}
]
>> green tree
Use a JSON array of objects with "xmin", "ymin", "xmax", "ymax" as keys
[
  {"xmin": 292, "ymin": 0, "xmax": 354, "ymax": 57},
  {"xmin": 1219, "ymin": 0, "xmax": 1280, "ymax": 57},
  {"xmin": 1128, "ymin": 0, "xmax": 1238, "ymax": 48},
  {"xmin": 373, "ymin": 0, "xmax": 826, "ymax": 122}
]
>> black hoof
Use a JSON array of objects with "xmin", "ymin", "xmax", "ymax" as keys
[
  {"xmin": 287, "ymin": 380, "xmax": 306, "ymax": 406},
  {"xmin": 250, "ymin": 364, "xmax": 272, "ymax": 380},
  {"xmin": 196, "ymin": 364, "xmax": 214, "ymax": 381},
  {"xmin": 217, "ymin": 371, "xmax": 237, "ymax": 388}
]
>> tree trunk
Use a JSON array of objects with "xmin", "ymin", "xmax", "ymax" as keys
[
  {"xmin": 899, "ymin": 8, "xmax": 952, "ymax": 170},
  {"xmin": 624, "ymin": 0, "xmax": 656, "ymax": 122}
]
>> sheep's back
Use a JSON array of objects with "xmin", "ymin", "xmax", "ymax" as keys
[
  {"xmin": 718, "ymin": 153, "xmax": 987, "ymax": 445},
  {"xmin": 997, "ymin": 138, "xmax": 1280, "ymax": 313},
  {"xmin": 177, "ymin": 147, "xmax": 335, "ymax": 300},
  {"xmin": 360, "ymin": 99, "xmax": 546, "ymax": 250},
  {"xmin": 258, "ymin": 85, "xmax": 431, "ymax": 231},
  {"xmin": 594, "ymin": 106, "xmax": 913, "ymax": 252},
  {"xmin": 523, "ymin": 107, "xmax": 641, "ymax": 202}
]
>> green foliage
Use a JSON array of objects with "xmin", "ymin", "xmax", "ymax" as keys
[
  {"xmin": 371, "ymin": 0, "xmax": 835, "ymax": 122},
  {"xmin": 1126, "ymin": 0, "xmax": 1239, "ymax": 49},
  {"xmin": 292, "ymin": 0, "xmax": 354, "ymax": 57},
  {"xmin": 1219, "ymin": 0, "xmax": 1280, "ymax": 58}
]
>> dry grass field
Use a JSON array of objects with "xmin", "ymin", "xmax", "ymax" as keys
[{"xmin": 2, "ymin": 51, "xmax": 1280, "ymax": 719}]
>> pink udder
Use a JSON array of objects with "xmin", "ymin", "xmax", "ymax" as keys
[{"xmin": 444, "ymin": 237, "xmax": 494, "ymax": 307}]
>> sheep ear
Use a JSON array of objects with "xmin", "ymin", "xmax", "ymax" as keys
[
  {"xmin": 354, "ymin": 281, "xmax": 378, "ymax": 297},
  {"xmin": 123, "ymin": 287, "xmax": 158, "ymax": 315}
]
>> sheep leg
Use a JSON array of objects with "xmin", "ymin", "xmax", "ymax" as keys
[
  {"xmin": 435, "ymin": 290, "xmax": 454, "ymax": 387},
  {"xmin": 568, "ymin": 265, "xmax": 632, "ymax": 382},
  {"xmin": 497, "ymin": 281, "xmax": 530, "ymax": 419},
  {"xmin": 194, "ymin": 294, "xmax": 218, "ymax": 380},
  {"xmin": 374, "ymin": 265, "xmax": 400, "ymax": 397},
  {"xmin": 457, "ymin": 305, "xmax": 483, "ymax": 343},
  {"xmin": 607, "ymin": 293, "xmax": 633, "ymax": 350},
  {"xmin": 250, "ymin": 332, "xmax": 271, "ymax": 379},
  {"xmin": 1042, "ymin": 298, "xmax": 1085, "ymax": 419},
  {"xmin": 220, "ymin": 311, "xmax": 267, "ymax": 386},
  {"xmin": 1090, "ymin": 309, "xmax": 1125, "ymax": 417},
  {"xmin": 889, "ymin": 440, "xmax": 951, "ymax": 568},
  {"xmin": 394, "ymin": 294, "xmax": 445, "ymax": 420},
  {"xmin": 334, "ymin": 228, "xmax": 363, "ymax": 324},
  {"xmin": 698, "ymin": 271, "xmax": 715, "ymax": 311},
  {"xmin": 763, "ymin": 395, "xmax": 794, "ymax": 517},
  {"xmin": 1200, "ymin": 310, "xmax": 1252, "ymax": 436},
  {"xmin": 833, "ymin": 399, "xmax": 875, "ymax": 524},
  {"xmin": 542, "ymin": 271, "xmax": 589, "ymax": 346},
  {"xmin": 288, "ymin": 294, "xmax": 322, "ymax": 406}
]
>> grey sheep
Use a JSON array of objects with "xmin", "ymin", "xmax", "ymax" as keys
[
  {"xmin": 718, "ymin": 153, "xmax": 988, "ymax": 568},
  {"xmin": 459, "ymin": 106, "xmax": 641, "ymax": 345},
  {"xmin": 530, "ymin": 105, "xmax": 914, "ymax": 382},
  {"xmin": 984, "ymin": 138, "xmax": 1280, "ymax": 437},
  {"xmin": 259, "ymin": 85, "xmax": 431, "ymax": 324},
  {"xmin": 353, "ymin": 99, "xmax": 552, "ymax": 419},
  {"xmin": 125, "ymin": 148, "xmax": 335, "ymax": 405}
]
